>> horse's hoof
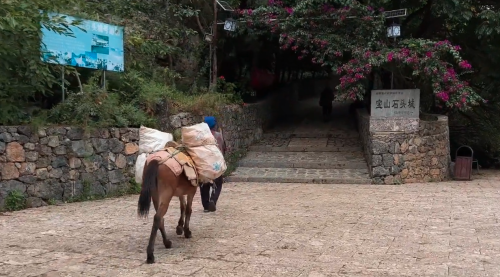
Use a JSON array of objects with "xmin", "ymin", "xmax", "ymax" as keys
[
  {"xmin": 146, "ymin": 255, "xmax": 155, "ymax": 264},
  {"xmin": 164, "ymin": 239, "xmax": 172, "ymax": 249},
  {"xmin": 176, "ymin": 226, "xmax": 183, "ymax": 235},
  {"xmin": 184, "ymin": 230, "xmax": 192, "ymax": 239}
]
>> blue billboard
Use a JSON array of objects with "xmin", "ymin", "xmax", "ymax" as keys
[{"xmin": 40, "ymin": 13, "xmax": 124, "ymax": 72}]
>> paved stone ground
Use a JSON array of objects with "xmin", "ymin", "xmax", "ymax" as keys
[
  {"xmin": 231, "ymin": 99, "xmax": 372, "ymax": 184},
  {"xmin": 1, "ymin": 171, "xmax": 500, "ymax": 276}
]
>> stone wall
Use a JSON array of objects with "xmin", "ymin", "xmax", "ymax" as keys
[
  {"xmin": 0, "ymin": 82, "xmax": 297, "ymax": 209},
  {"xmin": 0, "ymin": 126, "xmax": 139, "ymax": 208},
  {"xmin": 357, "ymin": 109, "xmax": 450, "ymax": 184}
]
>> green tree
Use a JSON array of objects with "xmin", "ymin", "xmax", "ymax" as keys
[{"xmin": 0, "ymin": 0, "xmax": 87, "ymax": 124}]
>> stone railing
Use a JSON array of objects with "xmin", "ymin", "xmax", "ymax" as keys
[
  {"xmin": 357, "ymin": 109, "xmax": 450, "ymax": 184},
  {"xmin": 0, "ymin": 126, "xmax": 139, "ymax": 208}
]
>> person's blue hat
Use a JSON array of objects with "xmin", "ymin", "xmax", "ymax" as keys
[{"xmin": 204, "ymin": 116, "xmax": 216, "ymax": 129}]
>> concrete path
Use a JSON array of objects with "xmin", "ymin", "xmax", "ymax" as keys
[
  {"xmin": 1, "ymin": 172, "xmax": 500, "ymax": 276},
  {"xmin": 229, "ymin": 99, "xmax": 372, "ymax": 184}
]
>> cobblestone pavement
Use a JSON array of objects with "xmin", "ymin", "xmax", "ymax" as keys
[{"xmin": 1, "ymin": 171, "xmax": 500, "ymax": 276}]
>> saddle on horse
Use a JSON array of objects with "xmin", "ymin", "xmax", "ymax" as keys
[{"xmin": 146, "ymin": 141, "xmax": 198, "ymax": 186}]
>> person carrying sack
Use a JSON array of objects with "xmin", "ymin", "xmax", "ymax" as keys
[{"xmin": 200, "ymin": 116, "xmax": 226, "ymax": 212}]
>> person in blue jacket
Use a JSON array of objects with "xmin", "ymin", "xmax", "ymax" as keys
[{"xmin": 200, "ymin": 116, "xmax": 226, "ymax": 212}]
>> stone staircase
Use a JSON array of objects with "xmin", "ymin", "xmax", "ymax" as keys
[{"xmin": 228, "ymin": 101, "xmax": 372, "ymax": 184}]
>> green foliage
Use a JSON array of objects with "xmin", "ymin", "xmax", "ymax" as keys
[
  {"xmin": 0, "ymin": 0, "xmax": 241, "ymax": 127},
  {"xmin": 46, "ymin": 75, "xmax": 155, "ymax": 128},
  {"xmin": 0, "ymin": 0, "xmax": 86, "ymax": 125},
  {"xmin": 128, "ymin": 179, "xmax": 142, "ymax": 194},
  {"xmin": 4, "ymin": 190, "xmax": 26, "ymax": 212},
  {"xmin": 223, "ymin": 149, "xmax": 247, "ymax": 177}
]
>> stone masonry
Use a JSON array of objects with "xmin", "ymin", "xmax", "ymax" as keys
[
  {"xmin": 166, "ymin": 102, "xmax": 272, "ymax": 155},
  {"xmin": 357, "ymin": 109, "xmax": 450, "ymax": 184},
  {"xmin": 0, "ymin": 126, "xmax": 139, "ymax": 209}
]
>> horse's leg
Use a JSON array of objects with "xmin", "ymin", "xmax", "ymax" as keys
[
  {"xmin": 152, "ymin": 198, "xmax": 172, "ymax": 249},
  {"xmin": 146, "ymin": 191, "xmax": 173, "ymax": 264},
  {"xmin": 176, "ymin": 195, "xmax": 186, "ymax": 235},
  {"xmin": 183, "ymin": 189, "xmax": 196, "ymax": 239}
]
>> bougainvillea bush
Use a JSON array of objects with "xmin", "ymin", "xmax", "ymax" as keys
[{"xmin": 237, "ymin": 0, "xmax": 483, "ymax": 110}]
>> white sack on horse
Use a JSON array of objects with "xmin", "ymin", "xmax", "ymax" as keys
[
  {"xmin": 135, "ymin": 126, "xmax": 173, "ymax": 184},
  {"xmin": 181, "ymin": 123, "xmax": 227, "ymax": 183}
]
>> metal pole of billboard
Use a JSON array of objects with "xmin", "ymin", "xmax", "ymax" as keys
[
  {"xmin": 61, "ymin": 66, "xmax": 65, "ymax": 102},
  {"xmin": 102, "ymin": 69, "xmax": 106, "ymax": 90}
]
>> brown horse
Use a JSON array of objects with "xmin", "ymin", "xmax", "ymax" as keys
[{"xmin": 137, "ymin": 159, "xmax": 197, "ymax": 264}]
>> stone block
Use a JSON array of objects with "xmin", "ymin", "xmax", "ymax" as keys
[
  {"xmin": 109, "ymin": 138, "xmax": 124, "ymax": 154},
  {"xmin": 67, "ymin": 128, "xmax": 85, "ymax": 140},
  {"xmin": 0, "ymin": 132, "xmax": 12, "ymax": 142},
  {"xmin": 91, "ymin": 138, "xmax": 109, "ymax": 153},
  {"xmin": 115, "ymin": 154, "xmax": 127, "ymax": 169},
  {"xmin": 19, "ymin": 163, "xmax": 36, "ymax": 176},
  {"xmin": 0, "ymin": 180, "xmax": 26, "ymax": 195},
  {"xmin": 38, "ymin": 128, "xmax": 47, "ymax": 137},
  {"xmin": 1, "ymin": 163, "xmax": 20, "ymax": 180},
  {"xmin": 371, "ymin": 140, "xmax": 388, "ymax": 155},
  {"xmin": 24, "ymin": 143, "xmax": 35, "ymax": 151},
  {"xmin": 47, "ymin": 127, "xmax": 66, "ymax": 136},
  {"xmin": 36, "ymin": 168, "xmax": 49, "ymax": 180},
  {"xmin": 69, "ymin": 157, "xmax": 82, "ymax": 169},
  {"xmin": 26, "ymin": 197, "xmax": 47, "ymax": 208},
  {"xmin": 47, "ymin": 136, "xmax": 60, "ymax": 147},
  {"xmin": 19, "ymin": 175, "xmax": 37, "ymax": 184},
  {"xmin": 51, "ymin": 157, "xmax": 68, "ymax": 168},
  {"xmin": 13, "ymin": 134, "xmax": 29, "ymax": 144},
  {"xmin": 382, "ymin": 154, "xmax": 394, "ymax": 167},
  {"xmin": 49, "ymin": 168, "xmax": 63, "ymax": 179},
  {"xmin": 372, "ymin": 166, "xmax": 389, "ymax": 177},
  {"xmin": 6, "ymin": 142, "xmax": 25, "ymax": 162},
  {"xmin": 109, "ymin": 170, "xmax": 126, "ymax": 184},
  {"xmin": 124, "ymin": 143, "xmax": 139, "ymax": 155},
  {"xmin": 36, "ymin": 157, "xmax": 50, "ymax": 168},
  {"xmin": 71, "ymin": 141, "xmax": 94, "ymax": 157}
]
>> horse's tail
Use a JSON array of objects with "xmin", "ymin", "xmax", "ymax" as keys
[{"xmin": 138, "ymin": 159, "xmax": 159, "ymax": 218}]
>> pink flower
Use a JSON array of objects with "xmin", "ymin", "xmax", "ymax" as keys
[
  {"xmin": 284, "ymin": 7, "xmax": 293, "ymax": 14},
  {"xmin": 454, "ymin": 45, "xmax": 461, "ymax": 51},
  {"xmin": 436, "ymin": 92, "xmax": 449, "ymax": 102},
  {"xmin": 387, "ymin": 52, "xmax": 394, "ymax": 62},
  {"xmin": 426, "ymin": 52, "xmax": 433, "ymax": 58},
  {"xmin": 459, "ymin": 60, "xmax": 472, "ymax": 69}
]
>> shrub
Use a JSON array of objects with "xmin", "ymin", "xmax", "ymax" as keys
[{"xmin": 5, "ymin": 190, "xmax": 26, "ymax": 212}]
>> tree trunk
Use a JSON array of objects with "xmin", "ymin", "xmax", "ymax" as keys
[{"xmin": 210, "ymin": 0, "xmax": 218, "ymax": 91}]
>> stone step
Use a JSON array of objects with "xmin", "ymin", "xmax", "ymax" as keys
[
  {"xmin": 227, "ymin": 167, "xmax": 372, "ymax": 184},
  {"xmin": 239, "ymin": 152, "xmax": 368, "ymax": 169},
  {"xmin": 238, "ymin": 160, "xmax": 368, "ymax": 169},
  {"xmin": 263, "ymin": 133, "xmax": 361, "ymax": 139},
  {"xmin": 248, "ymin": 145, "xmax": 363, "ymax": 152}
]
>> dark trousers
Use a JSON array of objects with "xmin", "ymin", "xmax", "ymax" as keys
[
  {"xmin": 322, "ymin": 104, "xmax": 333, "ymax": 121},
  {"xmin": 200, "ymin": 176, "xmax": 223, "ymax": 210}
]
